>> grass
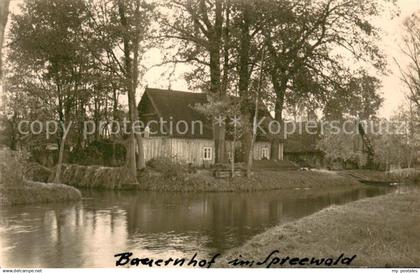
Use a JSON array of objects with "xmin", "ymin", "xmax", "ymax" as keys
[
  {"xmin": 50, "ymin": 158, "xmax": 360, "ymax": 192},
  {"xmin": 43, "ymin": 157, "xmax": 419, "ymax": 192},
  {"xmin": 137, "ymin": 169, "xmax": 361, "ymax": 192},
  {"xmin": 218, "ymin": 190, "xmax": 420, "ymax": 267},
  {"xmin": 50, "ymin": 158, "xmax": 362, "ymax": 192},
  {"xmin": 0, "ymin": 181, "xmax": 82, "ymax": 206}
]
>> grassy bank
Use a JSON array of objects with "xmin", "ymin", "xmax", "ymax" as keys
[
  {"xmin": 51, "ymin": 164, "xmax": 136, "ymax": 189},
  {"xmin": 219, "ymin": 190, "xmax": 420, "ymax": 267},
  {"xmin": 137, "ymin": 169, "xmax": 360, "ymax": 192},
  {"xmin": 339, "ymin": 169, "xmax": 420, "ymax": 184},
  {"xmin": 0, "ymin": 181, "xmax": 81, "ymax": 206},
  {"xmin": 50, "ymin": 160, "xmax": 361, "ymax": 192},
  {"xmin": 0, "ymin": 149, "xmax": 81, "ymax": 206}
]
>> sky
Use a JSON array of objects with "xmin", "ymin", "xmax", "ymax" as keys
[
  {"xmin": 376, "ymin": 0, "xmax": 420, "ymax": 117},
  {"xmin": 2, "ymin": 0, "xmax": 420, "ymax": 118},
  {"xmin": 140, "ymin": 0, "xmax": 420, "ymax": 118}
]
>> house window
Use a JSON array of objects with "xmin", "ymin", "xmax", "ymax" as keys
[
  {"xmin": 203, "ymin": 147, "xmax": 213, "ymax": 160},
  {"xmin": 262, "ymin": 147, "xmax": 269, "ymax": 159}
]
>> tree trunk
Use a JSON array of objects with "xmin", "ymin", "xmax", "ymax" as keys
[
  {"xmin": 270, "ymin": 110, "xmax": 282, "ymax": 161},
  {"xmin": 126, "ymin": 133, "xmax": 137, "ymax": 178},
  {"xmin": 0, "ymin": 0, "xmax": 10, "ymax": 78},
  {"xmin": 238, "ymin": 2, "xmax": 252, "ymax": 164},
  {"xmin": 209, "ymin": 0, "xmax": 226, "ymax": 164},
  {"xmin": 111, "ymin": 85, "xmax": 118, "ymax": 166},
  {"xmin": 54, "ymin": 122, "xmax": 71, "ymax": 183},
  {"xmin": 231, "ymin": 124, "xmax": 236, "ymax": 177},
  {"xmin": 247, "ymin": 97, "xmax": 258, "ymax": 177},
  {"xmin": 132, "ymin": 0, "xmax": 145, "ymax": 170},
  {"xmin": 270, "ymin": 74, "xmax": 286, "ymax": 161},
  {"xmin": 118, "ymin": 0, "xmax": 145, "ymax": 177},
  {"xmin": 246, "ymin": 48, "xmax": 265, "ymax": 176}
]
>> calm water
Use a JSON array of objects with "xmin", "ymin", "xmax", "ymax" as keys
[{"xmin": 0, "ymin": 186, "xmax": 392, "ymax": 267}]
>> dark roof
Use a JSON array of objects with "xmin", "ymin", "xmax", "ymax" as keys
[
  {"xmin": 138, "ymin": 88, "xmax": 214, "ymax": 139},
  {"xmin": 144, "ymin": 88, "xmax": 209, "ymax": 121},
  {"xmin": 138, "ymin": 88, "xmax": 274, "ymax": 140}
]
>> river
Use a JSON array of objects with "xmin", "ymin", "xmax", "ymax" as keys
[{"xmin": 0, "ymin": 186, "xmax": 392, "ymax": 267}]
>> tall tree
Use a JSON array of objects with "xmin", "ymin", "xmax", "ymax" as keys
[
  {"xmin": 397, "ymin": 12, "xmax": 420, "ymax": 110},
  {"xmin": 117, "ymin": 0, "xmax": 147, "ymax": 174},
  {"xmin": 158, "ymin": 0, "xmax": 230, "ymax": 163},
  {"xmin": 0, "ymin": 0, "xmax": 10, "ymax": 78},
  {"xmin": 6, "ymin": 0, "xmax": 90, "ymax": 178},
  {"xmin": 259, "ymin": 0, "xmax": 390, "ymax": 160},
  {"xmin": 85, "ymin": 0, "xmax": 154, "ymax": 175},
  {"xmin": 323, "ymin": 71, "xmax": 383, "ymax": 120},
  {"xmin": 233, "ymin": 0, "xmax": 266, "ymax": 167}
]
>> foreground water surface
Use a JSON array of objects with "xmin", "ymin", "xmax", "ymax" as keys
[{"xmin": 0, "ymin": 186, "xmax": 393, "ymax": 267}]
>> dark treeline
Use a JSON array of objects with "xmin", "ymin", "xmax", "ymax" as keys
[{"xmin": 0, "ymin": 0, "xmax": 396, "ymax": 179}]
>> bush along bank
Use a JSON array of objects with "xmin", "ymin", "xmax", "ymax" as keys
[
  {"xmin": 0, "ymin": 149, "xmax": 81, "ymax": 206},
  {"xmin": 0, "ymin": 181, "xmax": 81, "ymax": 206},
  {"xmin": 136, "ymin": 158, "xmax": 361, "ymax": 192},
  {"xmin": 49, "ymin": 164, "xmax": 137, "ymax": 190},
  {"xmin": 136, "ymin": 157, "xmax": 360, "ymax": 192},
  {"xmin": 48, "ymin": 157, "xmax": 361, "ymax": 192},
  {"xmin": 136, "ymin": 169, "xmax": 362, "ymax": 192}
]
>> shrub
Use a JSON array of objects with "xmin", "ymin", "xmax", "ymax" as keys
[
  {"xmin": 0, "ymin": 181, "xmax": 81, "ymax": 206},
  {"xmin": 50, "ymin": 164, "xmax": 137, "ymax": 189},
  {"xmin": 147, "ymin": 157, "xmax": 189, "ymax": 179},
  {"xmin": 0, "ymin": 150, "xmax": 26, "ymax": 188},
  {"xmin": 23, "ymin": 162, "xmax": 52, "ymax": 182}
]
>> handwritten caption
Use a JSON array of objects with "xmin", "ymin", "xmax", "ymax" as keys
[{"xmin": 114, "ymin": 250, "xmax": 357, "ymax": 268}]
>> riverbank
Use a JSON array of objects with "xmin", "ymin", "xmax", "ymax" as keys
[
  {"xmin": 51, "ymin": 163, "xmax": 362, "ymax": 191},
  {"xmin": 49, "ymin": 161, "xmax": 417, "ymax": 192},
  {"xmin": 0, "ymin": 148, "xmax": 82, "ymax": 206},
  {"xmin": 0, "ymin": 181, "xmax": 81, "ymax": 206},
  {"xmin": 136, "ymin": 169, "xmax": 361, "ymax": 192},
  {"xmin": 339, "ymin": 169, "xmax": 420, "ymax": 184},
  {"xmin": 219, "ymin": 189, "xmax": 420, "ymax": 267}
]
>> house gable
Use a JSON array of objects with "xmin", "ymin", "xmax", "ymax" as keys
[
  {"xmin": 138, "ymin": 87, "xmax": 277, "ymax": 142},
  {"xmin": 138, "ymin": 88, "xmax": 213, "ymax": 139}
]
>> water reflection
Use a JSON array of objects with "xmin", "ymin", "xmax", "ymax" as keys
[{"xmin": 0, "ymin": 186, "xmax": 391, "ymax": 267}]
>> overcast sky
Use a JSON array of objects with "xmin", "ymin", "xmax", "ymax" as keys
[
  {"xmin": 4, "ymin": 0, "xmax": 420, "ymax": 118},
  {"xmin": 140, "ymin": 0, "xmax": 420, "ymax": 118},
  {"xmin": 376, "ymin": 0, "xmax": 420, "ymax": 117}
]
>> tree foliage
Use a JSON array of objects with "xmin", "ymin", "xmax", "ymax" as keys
[{"xmin": 1, "ymin": 0, "xmax": 398, "ymax": 171}]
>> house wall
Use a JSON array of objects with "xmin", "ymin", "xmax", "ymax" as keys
[
  {"xmin": 142, "ymin": 137, "xmax": 215, "ymax": 166},
  {"xmin": 225, "ymin": 141, "xmax": 284, "ymax": 161},
  {"xmin": 143, "ymin": 137, "xmax": 284, "ymax": 166},
  {"xmin": 170, "ymin": 138, "xmax": 215, "ymax": 166},
  {"xmin": 142, "ymin": 137, "xmax": 171, "ymax": 161}
]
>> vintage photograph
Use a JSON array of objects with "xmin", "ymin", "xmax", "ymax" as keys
[{"xmin": 0, "ymin": 0, "xmax": 419, "ymax": 270}]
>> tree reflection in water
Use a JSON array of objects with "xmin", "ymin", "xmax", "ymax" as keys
[{"xmin": 0, "ymin": 186, "xmax": 392, "ymax": 267}]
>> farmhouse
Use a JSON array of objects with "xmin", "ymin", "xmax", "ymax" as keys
[{"xmin": 138, "ymin": 88, "xmax": 284, "ymax": 167}]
